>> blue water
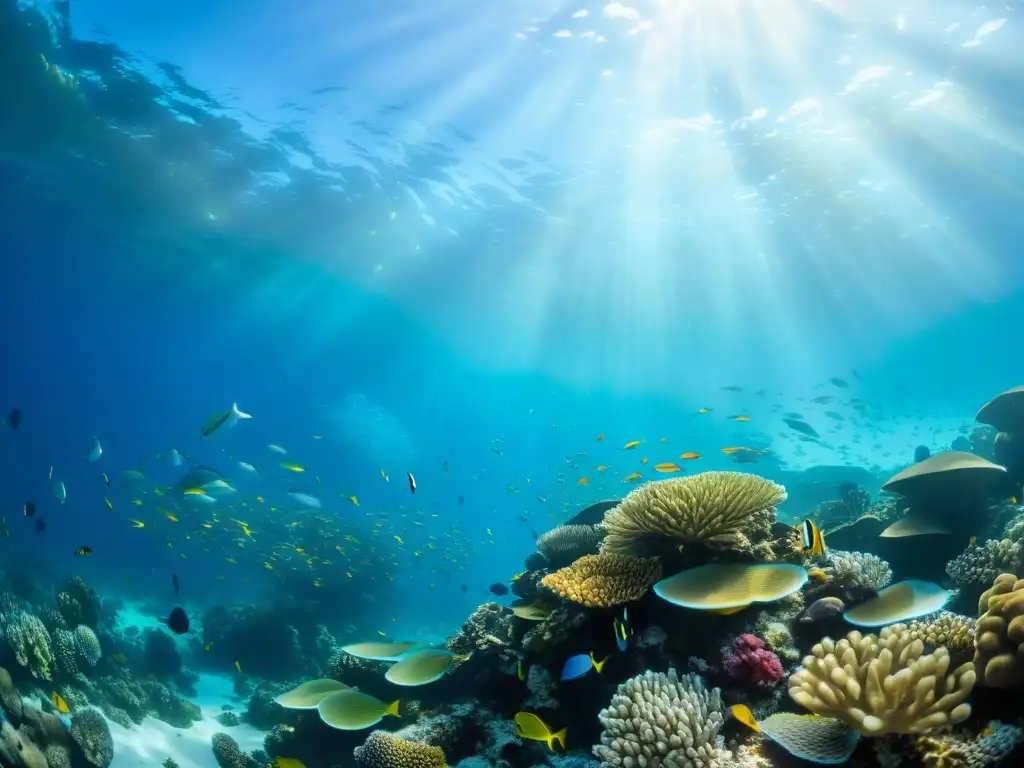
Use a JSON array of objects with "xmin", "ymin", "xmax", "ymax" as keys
[{"xmin": 1, "ymin": 0, "xmax": 1023, "ymax": 756}]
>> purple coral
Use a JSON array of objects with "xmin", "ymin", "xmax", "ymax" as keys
[{"xmin": 721, "ymin": 634, "xmax": 783, "ymax": 685}]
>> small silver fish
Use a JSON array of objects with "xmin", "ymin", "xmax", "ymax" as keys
[{"xmin": 54, "ymin": 480, "xmax": 67, "ymax": 504}]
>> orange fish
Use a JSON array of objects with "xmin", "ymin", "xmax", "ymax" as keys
[
  {"xmin": 577, "ymin": 478, "xmax": 591, "ymax": 486},
  {"xmin": 624, "ymin": 472, "xmax": 642, "ymax": 482},
  {"xmin": 731, "ymin": 415, "xmax": 751, "ymax": 422},
  {"xmin": 654, "ymin": 463, "xmax": 681, "ymax": 473},
  {"xmin": 623, "ymin": 440, "xmax": 641, "ymax": 450},
  {"xmin": 679, "ymin": 452, "xmax": 701, "ymax": 460},
  {"xmin": 720, "ymin": 447, "xmax": 744, "ymax": 454},
  {"xmin": 596, "ymin": 465, "xmax": 608, "ymax": 472}
]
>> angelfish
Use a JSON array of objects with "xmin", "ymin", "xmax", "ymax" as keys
[{"xmin": 88, "ymin": 436, "xmax": 102, "ymax": 462}]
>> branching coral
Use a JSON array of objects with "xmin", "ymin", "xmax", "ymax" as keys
[
  {"xmin": 824, "ymin": 550, "xmax": 893, "ymax": 591},
  {"xmin": 601, "ymin": 472, "xmax": 786, "ymax": 555},
  {"xmin": 593, "ymin": 668, "xmax": 729, "ymax": 768},
  {"xmin": 536, "ymin": 524, "xmax": 605, "ymax": 567},
  {"xmin": 541, "ymin": 553, "xmax": 662, "ymax": 608},
  {"xmin": 973, "ymin": 573, "xmax": 1024, "ymax": 688},
  {"xmin": 788, "ymin": 625, "xmax": 975, "ymax": 734},
  {"xmin": 353, "ymin": 730, "xmax": 446, "ymax": 768},
  {"xmin": 2, "ymin": 611, "xmax": 54, "ymax": 680},
  {"xmin": 946, "ymin": 540, "xmax": 1022, "ymax": 586},
  {"xmin": 906, "ymin": 612, "xmax": 976, "ymax": 651}
]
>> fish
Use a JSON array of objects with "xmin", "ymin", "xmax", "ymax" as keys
[
  {"xmin": 279, "ymin": 462, "xmax": 305, "ymax": 473},
  {"xmin": 730, "ymin": 415, "xmax": 751, "ymax": 422},
  {"xmin": 830, "ymin": 377, "xmax": 849, "ymax": 388},
  {"xmin": 88, "ymin": 436, "xmax": 102, "ymax": 462},
  {"xmin": 102, "ymin": 473, "xmax": 110, "ymax": 487},
  {"xmin": 273, "ymin": 759, "xmax": 306, "ymax": 768},
  {"xmin": 654, "ymin": 463, "xmax": 681, "ymax": 473},
  {"xmin": 783, "ymin": 418, "xmax": 820, "ymax": 439},
  {"xmin": 54, "ymin": 481, "xmax": 66, "ymax": 504},
  {"xmin": 111, "ymin": 653, "xmax": 127, "ymax": 665},
  {"xmin": 560, "ymin": 651, "xmax": 607, "ymax": 681},
  {"xmin": 201, "ymin": 402, "xmax": 252, "ymax": 437},
  {"xmin": 729, "ymin": 704, "xmax": 759, "ymax": 731},
  {"xmin": 489, "ymin": 583, "xmax": 509, "ymax": 596},
  {"xmin": 576, "ymin": 478, "xmax": 590, "ymax": 486},
  {"xmin": 169, "ymin": 448, "xmax": 187, "ymax": 466},
  {"xmin": 640, "ymin": 457, "xmax": 648, "ymax": 465},
  {"xmin": 104, "ymin": 499, "xmax": 113, "ymax": 511},
  {"xmin": 51, "ymin": 691, "xmax": 69, "ymax": 715},
  {"xmin": 511, "ymin": 604, "xmax": 552, "ymax": 621},
  {"xmin": 6, "ymin": 409, "xmax": 22, "ymax": 429},
  {"xmin": 235, "ymin": 661, "xmax": 243, "ymax": 673},
  {"xmin": 697, "ymin": 408, "xmax": 710, "ymax": 414},
  {"xmin": 23, "ymin": 501, "xmax": 35, "ymax": 517},
  {"xmin": 268, "ymin": 444, "xmax": 288, "ymax": 454},
  {"xmin": 407, "ymin": 472, "xmax": 416, "ymax": 494},
  {"xmin": 381, "ymin": 469, "xmax": 389, "ymax": 482},
  {"xmin": 161, "ymin": 607, "xmax": 190, "ymax": 634},
  {"xmin": 624, "ymin": 472, "xmax": 642, "ymax": 482},
  {"xmin": 612, "ymin": 608, "xmax": 631, "ymax": 652},
  {"xmin": 517, "ymin": 659, "xmax": 527, "ymax": 681},
  {"xmin": 596, "ymin": 465, "xmax": 608, "ymax": 472},
  {"xmin": 238, "ymin": 461, "xmax": 257, "ymax": 474},
  {"xmin": 349, "ymin": 495, "xmax": 360, "ymax": 506},
  {"xmin": 807, "ymin": 568, "xmax": 828, "ymax": 583},
  {"xmin": 623, "ymin": 440, "xmax": 641, "ymax": 449},
  {"xmin": 595, "ymin": 434, "xmax": 606, "ymax": 441},
  {"xmin": 317, "ymin": 690, "xmax": 400, "ymax": 730},
  {"xmin": 288, "ymin": 491, "xmax": 322, "ymax": 509},
  {"xmin": 74, "ymin": 546, "xmax": 92, "ymax": 557},
  {"xmin": 514, "ymin": 712, "xmax": 567, "ymax": 753},
  {"xmin": 128, "ymin": 519, "xmax": 144, "ymax": 529},
  {"xmin": 679, "ymin": 452, "xmax": 701, "ymax": 460},
  {"xmin": 797, "ymin": 519, "xmax": 826, "ymax": 557}
]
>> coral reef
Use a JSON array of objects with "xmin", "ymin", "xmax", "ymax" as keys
[
  {"xmin": 720, "ymin": 635, "xmax": 783, "ymax": 685},
  {"xmin": 824, "ymin": 550, "xmax": 893, "ymax": 591},
  {"xmin": 201, "ymin": 605, "xmax": 306, "ymax": 681},
  {"xmin": 946, "ymin": 540, "xmax": 1022, "ymax": 586},
  {"xmin": 73, "ymin": 625, "xmax": 102, "ymax": 668},
  {"xmin": 69, "ymin": 709, "xmax": 114, "ymax": 768},
  {"xmin": 446, "ymin": 603, "xmax": 515, "ymax": 662},
  {"xmin": 753, "ymin": 616, "xmax": 799, "ymax": 664},
  {"xmin": 2, "ymin": 611, "xmax": 54, "ymax": 680},
  {"xmin": 973, "ymin": 573, "xmax": 1024, "ymax": 687},
  {"xmin": 354, "ymin": 730, "xmax": 447, "ymax": 768},
  {"xmin": 906, "ymin": 611, "xmax": 976, "ymax": 651},
  {"xmin": 541, "ymin": 553, "xmax": 662, "ymax": 608},
  {"xmin": 536, "ymin": 525, "xmax": 606, "ymax": 568},
  {"xmin": 593, "ymin": 668, "xmax": 729, "ymax": 767},
  {"xmin": 521, "ymin": 603, "xmax": 588, "ymax": 655},
  {"xmin": 788, "ymin": 625, "xmax": 975, "ymax": 734},
  {"xmin": 58, "ymin": 576, "xmax": 102, "ymax": 629},
  {"xmin": 915, "ymin": 721, "xmax": 1023, "ymax": 768},
  {"xmin": 212, "ymin": 732, "xmax": 261, "ymax": 768},
  {"xmin": 601, "ymin": 472, "xmax": 786, "ymax": 555}
]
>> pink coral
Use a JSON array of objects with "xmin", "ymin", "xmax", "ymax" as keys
[{"xmin": 721, "ymin": 634, "xmax": 783, "ymax": 685}]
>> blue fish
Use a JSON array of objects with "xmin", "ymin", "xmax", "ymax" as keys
[
  {"xmin": 560, "ymin": 651, "xmax": 607, "ymax": 681},
  {"xmin": 613, "ymin": 607, "xmax": 631, "ymax": 652}
]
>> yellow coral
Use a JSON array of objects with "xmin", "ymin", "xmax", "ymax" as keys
[
  {"xmin": 907, "ymin": 611, "xmax": 975, "ymax": 651},
  {"xmin": 353, "ymin": 731, "xmax": 446, "ymax": 768},
  {"xmin": 973, "ymin": 573, "xmax": 1024, "ymax": 688},
  {"xmin": 601, "ymin": 472, "xmax": 787, "ymax": 555},
  {"xmin": 541, "ymin": 553, "xmax": 661, "ymax": 608},
  {"xmin": 788, "ymin": 625, "xmax": 975, "ymax": 734}
]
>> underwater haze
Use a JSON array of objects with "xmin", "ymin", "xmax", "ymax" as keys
[{"xmin": 1, "ymin": 1, "xmax": 1024, "ymax": 767}]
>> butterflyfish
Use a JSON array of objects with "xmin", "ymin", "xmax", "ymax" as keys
[
  {"xmin": 798, "ymin": 519, "xmax": 826, "ymax": 556},
  {"xmin": 514, "ymin": 712, "xmax": 567, "ymax": 752}
]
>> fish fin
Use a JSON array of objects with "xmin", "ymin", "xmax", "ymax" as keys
[
  {"xmin": 549, "ymin": 727, "xmax": 567, "ymax": 752},
  {"xmin": 232, "ymin": 402, "xmax": 253, "ymax": 420},
  {"xmin": 590, "ymin": 652, "xmax": 608, "ymax": 673},
  {"xmin": 386, "ymin": 699, "xmax": 400, "ymax": 717}
]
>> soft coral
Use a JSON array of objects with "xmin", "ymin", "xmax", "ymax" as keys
[{"xmin": 721, "ymin": 633, "xmax": 784, "ymax": 685}]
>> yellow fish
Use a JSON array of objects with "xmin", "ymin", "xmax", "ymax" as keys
[
  {"xmin": 680, "ymin": 452, "xmax": 701, "ymax": 460},
  {"xmin": 129, "ymin": 519, "xmax": 145, "ymax": 529},
  {"xmin": 731, "ymin": 415, "xmax": 751, "ymax": 422},
  {"xmin": 596, "ymin": 465, "xmax": 608, "ymax": 472},
  {"xmin": 730, "ymin": 704, "xmax": 759, "ymax": 731},
  {"xmin": 234, "ymin": 661, "xmax": 242, "ymax": 673},
  {"xmin": 280, "ymin": 462, "xmax": 305, "ymax": 472},
  {"xmin": 381, "ymin": 469, "xmax": 389, "ymax": 482},
  {"xmin": 51, "ymin": 691, "xmax": 70, "ymax": 715},
  {"xmin": 576, "ymin": 477, "xmax": 590, "ymax": 486},
  {"xmin": 130, "ymin": 499, "xmax": 143, "ymax": 506},
  {"xmin": 273, "ymin": 759, "xmax": 307, "ymax": 768},
  {"xmin": 698, "ymin": 408, "xmax": 710, "ymax": 414},
  {"xmin": 624, "ymin": 472, "xmax": 642, "ymax": 482},
  {"xmin": 104, "ymin": 499, "xmax": 113, "ymax": 511},
  {"xmin": 623, "ymin": 440, "xmax": 641, "ymax": 450},
  {"xmin": 264, "ymin": 562, "xmax": 274, "ymax": 570},
  {"xmin": 204, "ymin": 643, "xmax": 212, "ymax": 652},
  {"xmin": 102, "ymin": 472, "xmax": 110, "ymax": 486},
  {"xmin": 349, "ymin": 496, "xmax": 360, "ymax": 507},
  {"xmin": 514, "ymin": 712, "xmax": 567, "ymax": 752},
  {"xmin": 654, "ymin": 463, "xmax": 681, "ymax": 473},
  {"xmin": 807, "ymin": 568, "xmax": 828, "ymax": 582},
  {"xmin": 393, "ymin": 536, "xmax": 404, "ymax": 545},
  {"xmin": 111, "ymin": 653, "xmax": 127, "ymax": 665},
  {"xmin": 165, "ymin": 512, "xmax": 179, "ymax": 523},
  {"xmin": 183, "ymin": 488, "xmax": 207, "ymax": 496},
  {"xmin": 595, "ymin": 434, "xmax": 606, "ymax": 441},
  {"xmin": 797, "ymin": 519, "xmax": 826, "ymax": 557}
]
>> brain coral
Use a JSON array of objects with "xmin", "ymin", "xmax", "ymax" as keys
[
  {"xmin": 593, "ymin": 668, "xmax": 729, "ymax": 768},
  {"xmin": 973, "ymin": 573, "xmax": 1024, "ymax": 688},
  {"xmin": 2, "ymin": 611, "xmax": 54, "ymax": 680},
  {"xmin": 73, "ymin": 625, "xmax": 102, "ymax": 668},
  {"xmin": 601, "ymin": 472, "xmax": 787, "ymax": 555},
  {"xmin": 541, "ymin": 553, "xmax": 662, "ymax": 608},
  {"xmin": 353, "ymin": 730, "xmax": 446, "ymax": 768},
  {"xmin": 52, "ymin": 628, "xmax": 79, "ymax": 677},
  {"xmin": 788, "ymin": 624, "xmax": 975, "ymax": 734},
  {"xmin": 536, "ymin": 524, "xmax": 605, "ymax": 567}
]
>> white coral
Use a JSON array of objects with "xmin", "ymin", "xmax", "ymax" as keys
[
  {"xmin": 593, "ymin": 668, "xmax": 729, "ymax": 768},
  {"xmin": 826, "ymin": 550, "xmax": 893, "ymax": 590}
]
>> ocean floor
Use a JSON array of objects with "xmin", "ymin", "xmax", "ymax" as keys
[{"xmin": 108, "ymin": 672, "xmax": 264, "ymax": 768}]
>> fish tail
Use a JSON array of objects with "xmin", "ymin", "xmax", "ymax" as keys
[
  {"xmin": 232, "ymin": 402, "xmax": 252, "ymax": 419},
  {"xmin": 386, "ymin": 699, "xmax": 400, "ymax": 718},
  {"xmin": 549, "ymin": 727, "xmax": 567, "ymax": 752}
]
